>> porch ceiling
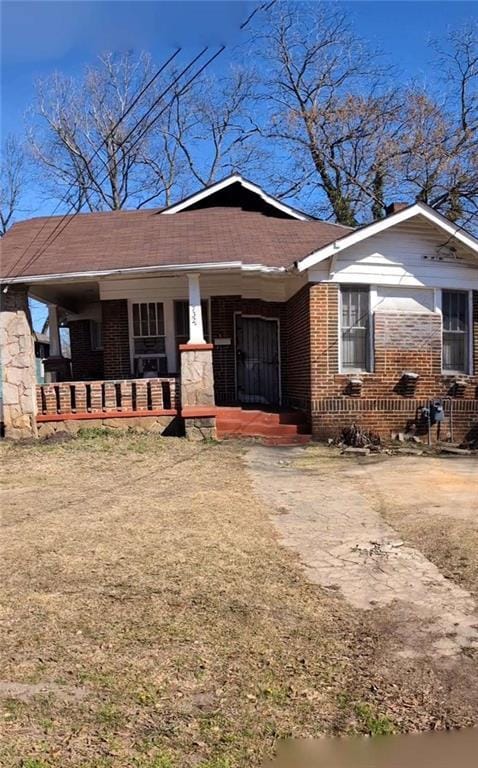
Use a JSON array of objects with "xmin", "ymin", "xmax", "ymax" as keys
[{"xmin": 29, "ymin": 281, "xmax": 100, "ymax": 312}]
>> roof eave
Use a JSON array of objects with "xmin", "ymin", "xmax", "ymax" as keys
[{"xmin": 1, "ymin": 260, "xmax": 288, "ymax": 286}]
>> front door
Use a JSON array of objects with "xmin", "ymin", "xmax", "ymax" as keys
[{"xmin": 236, "ymin": 315, "xmax": 280, "ymax": 405}]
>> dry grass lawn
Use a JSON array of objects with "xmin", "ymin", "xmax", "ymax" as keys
[{"xmin": 0, "ymin": 432, "xmax": 476, "ymax": 768}]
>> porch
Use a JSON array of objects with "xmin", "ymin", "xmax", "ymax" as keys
[{"xmin": 30, "ymin": 269, "xmax": 310, "ymax": 441}]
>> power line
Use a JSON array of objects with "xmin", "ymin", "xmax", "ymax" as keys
[
  {"xmin": 17, "ymin": 46, "xmax": 221, "ymax": 277},
  {"xmin": 6, "ymin": 46, "xmax": 211, "ymax": 281},
  {"xmin": 4, "ymin": 0, "xmax": 277, "ymax": 282},
  {"xmin": 3, "ymin": 48, "xmax": 182, "ymax": 282}
]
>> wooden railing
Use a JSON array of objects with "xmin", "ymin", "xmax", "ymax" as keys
[{"xmin": 36, "ymin": 378, "xmax": 179, "ymax": 420}]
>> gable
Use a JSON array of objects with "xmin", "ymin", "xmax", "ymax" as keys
[
  {"xmin": 298, "ymin": 203, "xmax": 478, "ymax": 273},
  {"xmin": 161, "ymin": 174, "xmax": 310, "ymax": 220},
  {"xmin": 308, "ymin": 215, "xmax": 478, "ymax": 290}
]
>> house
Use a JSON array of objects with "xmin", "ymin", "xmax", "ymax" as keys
[{"xmin": 1, "ymin": 174, "xmax": 477, "ymax": 443}]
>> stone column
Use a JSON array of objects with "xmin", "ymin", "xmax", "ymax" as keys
[
  {"xmin": 0, "ymin": 284, "xmax": 38, "ymax": 439},
  {"xmin": 180, "ymin": 343, "xmax": 216, "ymax": 440}
]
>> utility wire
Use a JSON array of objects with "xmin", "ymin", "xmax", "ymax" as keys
[
  {"xmin": 8, "ymin": 47, "xmax": 210, "ymax": 281},
  {"xmin": 2, "ymin": 48, "xmax": 182, "ymax": 283},
  {"xmin": 17, "ymin": 46, "xmax": 225, "ymax": 277},
  {"xmin": 4, "ymin": 0, "xmax": 277, "ymax": 282}
]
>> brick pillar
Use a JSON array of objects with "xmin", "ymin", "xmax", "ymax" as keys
[
  {"xmin": 101, "ymin": 300, "xmax": 131, "ymax": 379},
  {"xmin": 180, "ymin": 343, "xmax": 216, "ymax": 440},
  {"xmin": 310, "ymin": 283, "xmax": 339, "ymax": 400},
  {"xmin": 0, "ymin": 284, "xmax": 38, "ymax": 439}
]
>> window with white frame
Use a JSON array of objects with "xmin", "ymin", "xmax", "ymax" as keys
[
  {"xmin": 340, "ymin": 286, "xmax": 370, "ymax": 371},
  {"xmin": 442, "ymin": 290, "xmax": 469, "ymax": 373},
  {"xmin": 131, "ymin": 302, "xmax": 167, "ymax": 376}
]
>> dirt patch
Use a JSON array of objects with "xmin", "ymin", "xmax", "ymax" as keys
[{"xmin": 1, "ymin": 432, "xmax": 477, "ymax": 768}]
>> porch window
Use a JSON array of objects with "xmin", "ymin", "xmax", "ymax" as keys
[
  {"xmin": 340, "ymin": 286, "xmax": 370, "ymax": 371},
  {"xmin": 442, "ymin": 290, "xmax": 469, "ymax": 373},
  {"xmin": 174, "ymin": 300, "xmax": 210, "ymax": 365},
  {"xmin": 131, "ymin": 302, "xmax": 167, "ymax": 376}
]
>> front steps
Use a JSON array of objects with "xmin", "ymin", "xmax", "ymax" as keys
[{"xmin": 216, "ymin": 407, "xmax": 311, "ymax": 446}]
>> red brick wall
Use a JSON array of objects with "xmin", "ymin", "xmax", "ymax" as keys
[
  {"xmin": 102, "ymin": 300, "xmax": 131, "ymax": 379},
  {"xmin": 69, "ymin": 320, "xmax": 104, "ymax": 380},
  {"xmin": 285, "ymin": 285, "xmax": 311, "ymax": 410},
  {"xmin": 311, "ymin": 399, "xmax": 478, "ymax": 444},
  {"xmin": 308, "ymin": 287, "xmax": 478, "ymax": 441}
]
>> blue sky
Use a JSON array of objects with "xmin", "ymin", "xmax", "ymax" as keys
[
  {"xmin": 2, "ymin": 0, "xmax": 477, "ymax": 329},
  {"xmin": 2, "ymin": 0, "xmax": 477, "ymax": 215}
]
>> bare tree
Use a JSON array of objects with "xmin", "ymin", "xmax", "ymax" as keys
[
  {"xmin": 171, "ymin": 68, "xmax": 259, "ymax": 187},
  {"xmin": 0, "ymin": 135, "xmax": 27, "ymax": 235},
  {"xmin": 252, "ymin": 2, "xmax": 397, "ymax": 225},
  {"xmin": 27, "ymin": 52, "xmax": 259, "ymax": 212},
  {"xmin": 392, "ymin": 23, "xmax": 478, "ymax": 225},
  {"xmin": 28, "ymin": 52, "xmax": 184, "ymax": 211},
  {"xmin": 253, "ymin": 4, "xmax": 477, "ymax": 228}
]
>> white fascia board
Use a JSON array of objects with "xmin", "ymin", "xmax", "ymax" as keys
[
  {"xmin": 161, "ymin": 173, "xmax": 309, "ymax": 221},
  {"xmin": 3, "ymin": 260, "xmax": 286, "ymax": 285},
  {"xmin": 297, "ymin": 203, "xmax": 478, "ymax": 272}
]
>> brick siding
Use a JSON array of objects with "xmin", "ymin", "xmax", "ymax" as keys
[
  {"xmin": 102, "ymin": 300, "xmax": 131, "ymax": 379},
  {"xmin": 69, "ymin": 320, "xmax": 104, "ymax": 380},
  {"xmin": 308, "ymin": 287, "xmax": 478, "ymax": 442},
  {"xmin": 285, "ymin": 284, "xmax": 311, "ymax": 410}
]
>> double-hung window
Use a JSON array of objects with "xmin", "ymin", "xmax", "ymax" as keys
[
  {"xmin": 340, "ymin": 286, "xmax": 370, "ymax": 371},
  {"xmin": 131, "ymin": 302, "xmax": 167, "ymax": 376},
  {"xmin": 442, "ymin": 290, "xmax": 469, "ymax": 373}
]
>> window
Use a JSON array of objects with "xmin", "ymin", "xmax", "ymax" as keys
[
  {"xmin": 90, "ymin": 320, "xmax": 103, "ymax": 351},
  {"xmin": 174, "ymin": 300, "xmax": 210, "ymax": 367},
  {"xmin": 340, "ymin": 287, "xmax": 370, "ymax": 371},
  {"xmin": 442, "ymin": 290, "xmax": 469, "ymax": 373},
  {"xmin": 131, "ymin": 302, "xmax": 167, "ymax": 376}
]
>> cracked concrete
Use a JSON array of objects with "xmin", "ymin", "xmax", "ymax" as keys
[{"xmin": 246, "ymin": 446, "xmax": 478, "ymax": 659}]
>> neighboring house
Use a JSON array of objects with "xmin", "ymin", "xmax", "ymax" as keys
[
  {"xmin": 34, "ymin": 331, "xmax": 50, "ymax": 383},
  {"xmin": 1, "ymin": 174, "xmax": 477, "ymax": 443}
]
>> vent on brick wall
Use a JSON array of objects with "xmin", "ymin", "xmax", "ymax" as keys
[
  {"xmin": 399, "ymin": 371, "xmax": 419, "ymax": 397},
  {"xmin": 346, "ymin": 377, "xmax": 363, "ymax": 397}
]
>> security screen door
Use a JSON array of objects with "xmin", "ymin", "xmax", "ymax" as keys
[{"xmin": 235, "ymin": 315, "xmax": 280, "ymax": 405}]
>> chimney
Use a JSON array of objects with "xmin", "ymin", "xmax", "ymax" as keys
[{"xmin": 385, "ymin": 202, "xmax": 409, "ymax": 216}]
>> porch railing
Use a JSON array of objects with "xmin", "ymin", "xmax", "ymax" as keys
[{"xmin": 36, "ymin": 377, "xmax": 179, "ymax": 420}]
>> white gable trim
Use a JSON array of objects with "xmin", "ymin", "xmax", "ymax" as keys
[
  {"xmin": 297, "ymin": 202, "xmax": 478, "ymax": 272},
  {"xmin": 160, "ymin": 173, "xmax": 309, "ymax": 221}
]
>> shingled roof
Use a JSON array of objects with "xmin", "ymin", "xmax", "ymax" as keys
[
  {"xmin": 1, "ymin": 175, "xmax": 354, "ymax": 281},
  {"xmin": 0, "ymin": 206, "xmax": 352, "ymax": 280}
]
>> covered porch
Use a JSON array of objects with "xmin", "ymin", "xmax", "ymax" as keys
[{"xmin": 30, "ymin": 268, "xmax": 311, "ymax": 442}]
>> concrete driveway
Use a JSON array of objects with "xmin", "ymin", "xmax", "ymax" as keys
[{"xmin": 246, "ymin": 446, "xmax": 478, "ymax": 661}]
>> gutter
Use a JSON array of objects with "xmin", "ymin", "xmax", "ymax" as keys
[{"xmin": 1, "ymin": 260, "xmax": 287, "ymax": 285}]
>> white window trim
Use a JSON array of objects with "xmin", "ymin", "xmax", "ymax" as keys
[
  {"xmin": 127, "ymin": 297, "xmax": 212, "ymax": 375},
  {"xmin": 440, "ymin": 288, "xmax": 473, "ymax": 376},
  {"xmin": 338, "ymin": 285, "xmax": 373, "ymax": 374},
  {"xmin": 128, "ymin": 299, "xmax": 168, "ymax": 375}
]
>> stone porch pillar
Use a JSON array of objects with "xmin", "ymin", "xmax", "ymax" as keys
[
  {"xmin": 0, "ymin": 284, "xmax": 38, "ymax": 439},
  {"xmin": 180, "ymin": 273, "xmax": 216, "ymax": 440}
]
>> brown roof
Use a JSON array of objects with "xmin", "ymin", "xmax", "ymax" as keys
[{"xmin": 0, "ymin": 206, "xmax": 351, "ymax": 280}]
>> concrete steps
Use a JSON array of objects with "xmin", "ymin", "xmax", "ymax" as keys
[{"xmin": 216, "ymin": 407, "xmax": 311, "ymax": 446}]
